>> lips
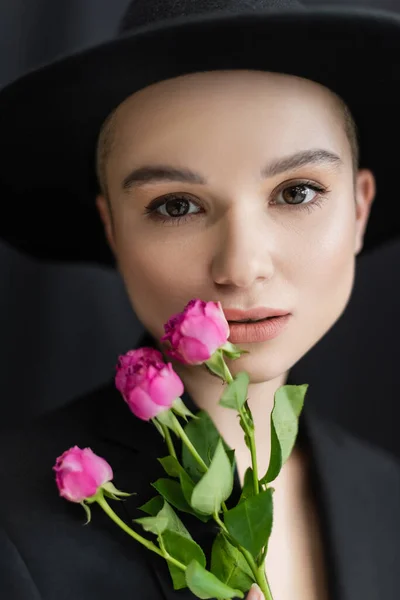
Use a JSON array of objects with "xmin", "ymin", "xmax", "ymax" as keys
[
  {"xmin": 227, "ymin": 314, "xmax": 291, "ymax": 343},
  {"xmin": 223, "ymin": 307, "xmax": 290, "ymax": 322},
  {"xmin": 229, "ymin": 317, "xmax": 271, "ymax": 323}
]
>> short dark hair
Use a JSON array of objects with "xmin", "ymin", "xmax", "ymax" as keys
[
  {"xmin": 96, "ymin": 107, "xmax": 119, "ymax": 200},
  {"xmin": 339, "ymin": 97, "xmax": 360, "ymax": 177},
  {"xmin": 95, "ymin": 93, "xmax": 360, "ymax": 200}
]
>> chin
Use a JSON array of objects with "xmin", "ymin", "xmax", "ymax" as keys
[{"xmin": 225, "ymin": 353, "xmax": 289, "ymax": 384}]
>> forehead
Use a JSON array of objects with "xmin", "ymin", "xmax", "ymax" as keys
[{"xmin": 110, "ymin": 70, "xmax": 347, "ymax": 165}]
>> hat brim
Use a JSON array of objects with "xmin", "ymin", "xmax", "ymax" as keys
[{"xmin": 1, "ymin": 6, "xmax": 400, "ymax": 265}]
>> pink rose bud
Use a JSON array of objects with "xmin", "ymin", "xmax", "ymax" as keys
[
  {"xmin": 115, "ymin": 347, "xmax": 184, "ymax": 421},
  {"xmin": 54, "ymin": 446, "xmax": 113, "ymax": 503},
  {"xmin": 161, "ymin": 299, "xmax": 230, "ymax": 365}
]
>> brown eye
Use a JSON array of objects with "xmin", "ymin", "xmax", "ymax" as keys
[
  {"xmin": 161, "ymin": 195, "xmax": 193, "ymax": 217},
  {"xmin": 278, "ymin": 183, "xmax": 320, "ymax": 205},
  {"xmin": 143, "ymin": 193, "xmax": 202, "ymax": 225}
]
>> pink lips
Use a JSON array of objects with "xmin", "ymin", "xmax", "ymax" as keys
[
  {"xmin": 227, "ymin": 315, "xmax": 291, "ymax": 343},
  {"xmin": 221, "ymin": 306, "xmax": 291, "ymax": 343},
  {"xmin": 223, "ymin": 307, "xmax": 290, "ymax": 322}
]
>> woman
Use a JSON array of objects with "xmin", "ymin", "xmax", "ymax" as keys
[{"xmin": 0, "ymin": 1, "xmax": 400, "ymax": 599}]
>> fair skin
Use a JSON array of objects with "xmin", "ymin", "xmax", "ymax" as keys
[{"xmin": 97, "ymin": 70, "xmax": 375, "ymax": 598}]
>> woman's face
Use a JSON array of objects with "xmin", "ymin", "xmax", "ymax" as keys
[{"xmin": 97, "ymin": 70, "xmax": 375, "ymax": 382}]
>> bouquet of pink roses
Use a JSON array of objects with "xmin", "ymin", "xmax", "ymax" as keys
[{"xmin": 54, "ymin": 299, "xmax": 307, "ymax": 600}]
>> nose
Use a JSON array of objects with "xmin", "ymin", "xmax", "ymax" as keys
[{"xmin": 211, "ymin": 207, "xmax": 275, "ymax": 289}]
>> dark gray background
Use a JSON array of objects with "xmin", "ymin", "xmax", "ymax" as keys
[{"xmin": 1, "ymin": 0, "xmax": 400, "ymax": 459}]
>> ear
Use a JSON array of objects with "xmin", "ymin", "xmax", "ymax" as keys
[
  {"xmin": 354, "ymin": 169, "xmax": 376, "ymax": 256},
  {"xmin": 96, "ymin": 194, "xmax": 117, "ymax": 256}
]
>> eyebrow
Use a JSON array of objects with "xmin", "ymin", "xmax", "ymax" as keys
[{"xmin": 121, "ymin": 148, "xmax": 343, "ymax": 190}]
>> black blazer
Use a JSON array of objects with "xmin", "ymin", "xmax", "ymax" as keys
[{"xmin": 1, "ymin": 329, "xmax": 400, "ymax": 600}]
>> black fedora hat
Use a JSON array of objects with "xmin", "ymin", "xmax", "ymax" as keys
[{"xmin": 1, "ymin": 0, "xmax": 400, "ymax": 266}]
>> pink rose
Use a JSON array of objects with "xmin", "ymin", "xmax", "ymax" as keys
[
  {"xmin": 54, "ymin": 446, "xmax": 113, "ymax": 503},
  {"xmin": 115, "ymin": 347, "xmax": 184, "ymax": 420},
  {"xmin": 161, "ymin": 299, "xmax": 230, "ymax": 365}
]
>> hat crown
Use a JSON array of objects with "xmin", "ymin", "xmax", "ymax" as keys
[{"xmin": 119, "ymin": 0, "xmax": 305, "ymax": 34}]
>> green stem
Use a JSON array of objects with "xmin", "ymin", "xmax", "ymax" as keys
[
  {"xmin": 172, "ymin": 419, "xmax": 229, "ymax": 512},
  {"xmin": 96, "ymin": 494, "xmax": 186, "ymax": 572},
  {"xmin": 259, "ymin": 543, "xmax": 268, "ymax": 567},
  {"xmin": 173, "ymin": 419, "xmax": 208, "ymax": 473},
  {"xmin": 224, "ymin": 368, "xmax": 233, "ymax": 383},
  {"xmin": 213, "ymin": 511, "xmax": 228, "ymax": 532},
  {"xmin": 222, "ymin": 359, "xmax": 260, "ymax": 496},
  {"xmin": 239, "ymin": 406, "xmax": 259, "ymax": 496},
  {"xmin": 161, "ymin": 423, "xmax": 177, "ymax": 459},
  {"xmin": 213, "ymin": 514, "xmax": 255, "ymax": 581},
  {"xmin": 158, "ymin": 535, "xmax": 187, "ymax": 572},
  {"xmin": 213, "ymin": 512, "xmax": 273, "ymax": 599},
  {"xmin": 232, "ymin": 541, "xmax": 273, "ymax": 599},
  {"xmin": 214, "ymin": 357, "xmax": 270, "ymax": 595},
  {"xmin": 256, "ymin": 564, "xmax": 274, "ymax": 600},
  {"xmin": 247, "ymin": 423, "xmax": 260, "ymax": 496}
]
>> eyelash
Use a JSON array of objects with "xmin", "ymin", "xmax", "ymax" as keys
[{"xmin": 143, "ymin": 181, "xmax": 330, "ymax": 226}]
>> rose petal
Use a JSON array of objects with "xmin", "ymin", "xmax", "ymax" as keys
[
  {"xmin": 82, "ymin": 449, "xmax": 113, "ymax": 486},
  {"xmin": 148, "ymin": 366, "xmax": 184, "ymax": 406},
  {"xmin": 204, "ymin": 302, "xmax": 230, "ymax": 339},
  {"xmin": 178, "ymin": 335, "xmax": 212, "ymax": 364},
  {"xmin": 181, "ymin": 316, "xmax": 224, "ymax": 353},
  {"xmin": 186, "ymin": 299, "xmax": 205, "ymax": 317},
  {"xmin": 60, "ymin": 471, "xmax": 99, "ymax": 502},
  {"xmin": 126, "ymin": 386, "xmax": 166, "ymax": 420}
]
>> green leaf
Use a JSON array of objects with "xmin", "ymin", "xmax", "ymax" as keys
[
  {"xmin": 211, "ymin": 532, "xmax": 255, "ymax": 592},
  {"xmin": 191, "ymin": 439, "xmax": 233, "ymax": 515},
  {"xmin": 151, "ymin": 417, "xmax": 166, "ymax": 439},
  {"xmin": 239, "ymin": 413, "xmax": 252, "ymax": 451},
  {"xmin": 139, "ymin": 497, "xmax": 192, "ymax": 537},
  {"xmin": 80, "ymin": 501, "xmax": 92, "ymax": 525},
  {"xmin": 260, "ymin": 384, "xmax": 308, "ymax": 485},
  {"xmin": 238, "ymin": 468, "xmax": 255, "ymax": 504},
  {"xmin": 181, "ymin": 411, "xmax": 224, "ymax": 483},
  {"xmin": 212, "ymin": 533, "xmax": 255, "ymax": 592},
  {"xmin": 137, "ymin": 497, "xmax": 203, "ymax": 590},
  {"xmin": 152, "ymin": 479, "xmax": 194, "ymax": 514},
  {"xmin": 158, "ymin": 456, "xmax": 182, "ymax": 478},
  {"xmin": 101, "ymin": 481, "xmax": 133, "ymax": 500},
  {"xmin": 239, "ymin": 403, "xmax": 254, "ymax": 434},
  {"xmin": 155, "ymin": 410, "xmax": 181, "ymax": 436},
  {"xmin": 243, "ymin": 401, "xmax": 254, "ymax": 427},
  {"xmin": 204, "ymin": 349, "xmax": 232, "ymax": 381},
  {"xmin": 158, "ymin": 500, "xmax": 191, "ymax": 538},
  {"xmin": 226, "ymin": 448, "xmax": 237, "ymax": 480},
  {"xmin": 152, "ymin": 479, "xmax": 209, "ymax": 522},
  {"xmin": 134, "ymin": 514, "xmax": 169, "ymax": 535},
  {"xmin": 138, "ymin": 495, "xmax": 164, "ymax": 516},
  {"xmin": 163, "ymin": 531, "xmax": 206, "ymax": 590},
  {"xmin": 156, "ymin": 458, "xmax": 211, "ymax": 521},
  {"xmin": 179, "ymin": 469, "xmax": 196, "ymax": 505},
  {"xmin": 157, "ymin": 456, "xmax": 199, "ymax": 507},
  {"xmin": 172, "ymin": 397, "xmax": 198, "ymax": 420},
  {"xmin": 224, "ymin": 489, "xmax": 273, "ymax": 559},
  {"xmin": 185, "ymin": 560, "xmax": 244, "ymax": 599},
  {"xmin": 220, "ymin": 341, "xmax": 250, "ymax": 360},
  {"xmin": 219, "ymin": 372, "xmax": 249, "ymax": 411}
]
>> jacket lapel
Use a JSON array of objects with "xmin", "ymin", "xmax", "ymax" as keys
[
  {"xmin": 305, "ymin": 406, "xmax": 400, "ymax": 600},
  {"xmin": 95, "ymin": 330, "xmax": 400, "ymax": 599}
]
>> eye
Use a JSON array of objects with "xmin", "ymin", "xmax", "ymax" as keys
[
  {"xmin": 143, "ymin": 193, "xmax": 202, "ymax": 225},
  {"xmin": 273, "ymin": 182, "xmax": 326, "ymax": 206}
]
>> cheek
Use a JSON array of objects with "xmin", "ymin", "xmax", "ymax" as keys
[
  {"xmin": 116, "ymin": 239, "xmax": 194, "ymax": 336},
  {"xmin": 296, "ymin": 196, "xmax": 357, "ymax": 329}
]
